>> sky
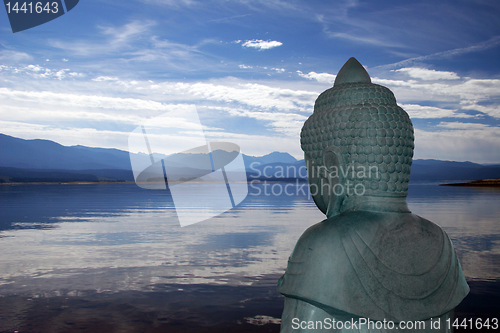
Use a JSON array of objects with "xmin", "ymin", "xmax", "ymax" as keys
[{"xmin": 1, "ymin": 0, "xmax": 500, "ymax": 163}]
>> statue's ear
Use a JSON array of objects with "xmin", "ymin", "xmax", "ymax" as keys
[
  {"xmin": 322, "ymin": 146, "xmax": 346, "ymax": 218},
  {"xmin": 322, "ymin": 146, "xmax": 344, "ymax": 183},
  {"xmin": 323, "ymin": 149, "xmax": 338, "ymax": 168},
  {"xmin": 304, "ymin": 152, "xmax": 328, "ymax": 215}
]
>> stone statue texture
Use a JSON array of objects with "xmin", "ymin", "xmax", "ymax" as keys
[{"xmin": 278, "ymin": 58, "xmax": 469, "ymax": 332}]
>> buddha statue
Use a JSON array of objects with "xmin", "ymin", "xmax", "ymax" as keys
[{"xmin": 278, "ymin": 58, "xmax": 469, "ymax": 332}]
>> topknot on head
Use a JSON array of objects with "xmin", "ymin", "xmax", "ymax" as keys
[{"xmin": 334, "ymin": 57, "xmax": 371, "ymax": 86}]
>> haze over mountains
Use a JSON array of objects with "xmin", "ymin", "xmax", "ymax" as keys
[{"xmin": 0, "ymin": 133, "xmax": 499, "ymax": 184}]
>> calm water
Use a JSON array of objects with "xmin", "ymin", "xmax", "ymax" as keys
[{"xmin": 0, "ymin": 182, "xmax": 499, "ymax": 332}]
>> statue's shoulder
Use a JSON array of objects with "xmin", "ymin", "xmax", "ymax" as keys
[
  {"xmin": 289, "ymin": 210, "xmax": 448, "ymax": 264},
  {"xmin": 358, "ymin": 212, "xmax": 447, "ymax": 275},
  {"xmin": 287, "ymin": 211, "xmax": 359, "ymax": 261},
  {"xmin": 289, "ymin": 210, "xmax": 390, "ymax": 255}
]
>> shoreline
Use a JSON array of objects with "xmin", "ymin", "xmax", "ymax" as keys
[
  {"xmin": 0, "ymin": 178, "xmax": 308, "ymax": 186},
  {"xmin": 0, "ymin": 181, "xmax": 136, "ymax": 186},
  {"xmin": 440, "ymin": 179, "xmax": 500, "ymax": 187}
]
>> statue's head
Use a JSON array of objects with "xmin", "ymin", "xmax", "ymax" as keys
[{"xmin": 301, "ymin": 58, "xmax": 414, "ymax": 217}]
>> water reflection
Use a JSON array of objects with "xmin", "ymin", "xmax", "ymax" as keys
[
  {"xmin": 0, "ymin": 182, "xmax": 324, "ymax": 296},
  {"xmin": 0, "ymin": 182, "xmax": 499, "ymax": 330},
  {"xmin": 0, "ymin": 184, "xmax": 174, "ymax": 231},
  {"xmin": 407, "ymin": 184, "xmax": 500, "ymax": 280}
]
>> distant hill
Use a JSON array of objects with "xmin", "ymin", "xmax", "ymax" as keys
[
  {"xmin": 245, "ymin": 160, "xmax": 307, "ymax": 181},
  {"xmin": 243, "ymin": 151, "xmax": 298, "ymax": 166},
  {"xmin": 0, "ymin": 133, "xmax": 300, "ymax": 183},
  {"xmin": 410, "ymin": 159, "xmax": 500, "ymax": 182},
  {"xmin": 1, "ymin": 133, "xmax": 499, "ymax": 184},
  {"xmin": 0, "ymin": 133, "xmax": 297, "ymax": 171},
  {"xmin": 0, "ymin": 133, "xmax": 132, "ymax": 170},
  {"xmin": 245, "ymin": 158, "xmax": 500, "ymax": 182}
]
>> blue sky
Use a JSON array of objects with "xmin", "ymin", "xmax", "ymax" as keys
[{"xmin": 1, "ymin": 0, "xmax": 500, "ymax": 162}]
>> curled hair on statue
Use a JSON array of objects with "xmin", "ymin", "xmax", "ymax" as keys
[{"xmin": 300, "ymin": 81, "xmax": 414, "ymax": 199}]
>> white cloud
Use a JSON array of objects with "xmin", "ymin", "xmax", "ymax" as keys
[
  {"xmin": 0, "ymin": 87, "xmax": 197, "ymax": 114},
  {"xmin": 241, "ymin": 39, "xmax": 283, "ymax": 50},
  {"xmin": 25, "ymin": 65, "xmax": 44, "ymax": 72},
  {"xmin": 384, "ymin": 36, "xmax": 500, "ymax": 69},
  {"xmin": 460, "ymin": 102, "xmax": 500, "ymax": 118},
  {"xmin": 297, "ymin": 70, "xmax": 336, "ymax": 84},
  {"xmin": 158, "ymin": 80, "xmax": 317, "ymax": 112},
  {"xmin": 0, "ymin": 104, "xmax": 144, "ymax": 125},
  {"xmin": 395, "ymin": 68, "xmax": 460, "ymax": 80},
  {"xmin": 0, "ymin": 120, "xmax": 133, "ymax": 151},
  {"xmin": 239, "ymin": 64, "xmax": 253, "ymax": 69},
  {"xmin": 202, "ymin": 129, "xmax": 303, "ymax": 159},
  {"xmin": 68, "ymin": 72, "xmax": 86, "ymax": 78},
  {"xmin": 413, "ymin": 127, "xmax": 500, "ymax": 163},
  {"xmin": 1, "ymin": 63, "xmax": 86, "ymax": 81},
  {"xmin": 102, "ymin": 20, "xmax": 156, "ymax": 46},
  {"xmin": 372, "ymin": 76, "xmax": 500, "ymax": 118},
  {"xmin": 55, "ymin": 69, "xmax": 70, "ymax": 80},
  {"xmin": 327, "ymin": 32, "xmax": 401, "ymax": 48},
  {"xmin": 0, "ymin": 50, "xmax": 32, "ymax": 62},
  {"xmin": 400, "ymin": 104, "xmax": 472, "ymax": 119},
  {"xmin": 372, "ymin": 77, "xmax": 415, "ymax": 87},
  {"xmin": 222, "ymin": 107, "xmax": 306, "ymax": 136},
  {"xmin": 442, "ymin": 79, "xmax": 500, "ymax": 101},
  {"xmin": 436, "ymin": 122, "xmax": 493, "ymax": 130},
  {"xmin": 48, "ymin": 21, "xmax": 155, "ymax": 56},
  {"xmin": 93, "ymin": 76, "xmax": 119, "ymax": 81}
]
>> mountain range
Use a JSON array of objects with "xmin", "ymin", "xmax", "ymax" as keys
[{"xmin": 0, "ymin": 133, "xmax": 499, "ymax": 184}]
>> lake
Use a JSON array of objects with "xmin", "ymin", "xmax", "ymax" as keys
[{"xmin": 0, "ymin": 182, "xmax": 499, "ymax": 332}]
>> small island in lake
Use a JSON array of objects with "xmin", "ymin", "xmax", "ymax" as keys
[{"xmin": 440, "ymin": 179, "xmax": 500, "ymax": 187}]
